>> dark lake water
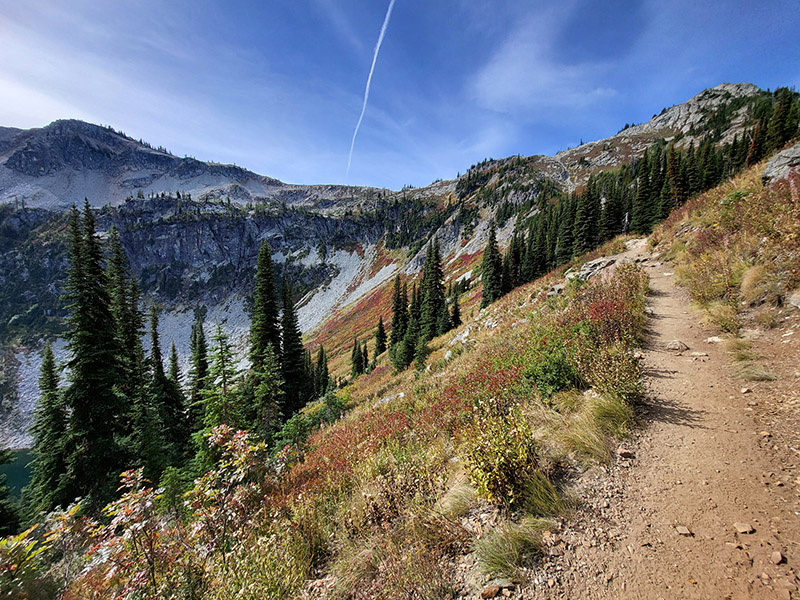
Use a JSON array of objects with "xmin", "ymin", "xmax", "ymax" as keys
[{"xmin": 0, "ymin": 448, "xmax": 33, "ymax": 498}]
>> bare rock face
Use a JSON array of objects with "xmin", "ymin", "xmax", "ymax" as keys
[
  {"xmin": 627, "ymin": 83, "xmax": 762, "ymax": 137},
  {"xmin": 762, "ymin": 141, "xmax": 800, "ymax": 187}
]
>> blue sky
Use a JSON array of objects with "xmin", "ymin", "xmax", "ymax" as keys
[{"xmin": 1, "ymin": 0, "xmax": 798, "ymax": 190}]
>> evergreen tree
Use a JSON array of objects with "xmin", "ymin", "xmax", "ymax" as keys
[
  {"xmin": 362, "ymin": 340, "xmax": 369, "ymax": 371},
  {"xmin": 420, "ymin": 239, "xmax": 447, "ymax": 341},
  {"xmin": 766, "ymin": 87, "xmax": 793, "ymax": 152},
  {"xmin": 301, "ymin": 349, "xmax": 315, "ymax": 403},
  {"xmin": 630, "ymin": 154, "xmax": 655, "ymax": 234},
  {"xmin": 450, "ymin": 294, "xmax": 462, "ymax": 328},
  {"xmin": 188, "ymin": 315, "xmax": 209, "ymax": 434},
  {"xmin": 389, "ymin": 276, "xmax": 407, "ymax": 349},
  {"xmin": 555, "ymin": 197, "xmax": 575, "ymax": 265},
  {"xmin": 598, "ymin": 187, "xmax": 619, "ymax": 243},
  {"xmin": 658, "ymin": 177, "xmax": 672, "ymax": 221},
  {"xmin": 351, "ymin": 337, "xmax": 363, "ymax": 378},
  {"xmin": 573, "ymin": 182, "xmax": 600, "ymax": 255},
  {"xmin": 746, "ymin": 120, "xmax": 766, "ymax": 166},
  {"xmin": 409, "ymin": 283, "xmax": 421, "ymax": 323},
  {"xmin": 375, "ymin": 317, "xmax": 387, "ymax": 355},
  {"xmin": 60, "ymin": 201, "xmax": 127, "ymax": 511},
  {"xmin": 142, "ymin": 308, "xmax": 188, "ymax": 479},
  {"xmin": 480, "ymin": 224, "xmax": 503, "ymax": 308},
  {"xmin": 26, "ymin": 342, "xmax": 68, "ymax": 515},
  {"xmin": 107, "ymin": 228, "xmax": 146, "ymax": 435},
  {"xmin": 250, "ymin": 241, "xmax": 281, "ymax": 371},
  {"xmin": 202, "ymin": 325, "xmax": 242, "ymax": 428},
  {"xmin": 314, "ymin": 347, "xmax": 329, "ymax": 397},
  {"xmin": 395, "ymin": 315, "xmax": 419, "ymax": 371},
  {"xmin": 666, "ymin": 143, "xmax": 685, "ymax": 212},
  {"xmin": 252, "ymin": 343, "xmax": 283, "ymax": 442},
  {"xmin": 169, "ymin": 342, "xmax": 181, "ymax": 385},
  {"xmin": 281, "ymin": 284, "xmax": 306, "ymax": 416},
  {"xmin": 149, "ymin": 306, "xmax": 165, "ymax": 380},
  {"xmin": 0, "ymin": 450, "xmax": 19, "ymax": 536},
  {"xmin": 685, "ymin": 142, "xmax": 702, "ymax": 195}
]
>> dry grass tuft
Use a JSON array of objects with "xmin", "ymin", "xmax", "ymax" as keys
[
  {"xmin": 474, "ymin": 517, "xmax": 549, "ymax": 579},
  {"xmin": 736, "ymin": 363, "xmax": 777, "ymax": 381},
  {"xmin": 741, "ymin": 265, "xmax": 784, "ymax": 307},
  {"xmin": 754, "ymin": 307, "xmax": 779, "ymax": 329},
  {"xmin": 725, "ymin": 338, "xmax": 759, "ymax": 362},
  {"xmin": 435, "ymin": 476, "xmax": 477, "ymax": 519}
]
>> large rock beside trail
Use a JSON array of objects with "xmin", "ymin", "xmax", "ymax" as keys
[
  {"xmin": 762, "ymin": 142, "xmax": 800, "ymax": 186},
  {"xmin": 565, "ymin": 257, "xmax": 617, "ymax": 282}
]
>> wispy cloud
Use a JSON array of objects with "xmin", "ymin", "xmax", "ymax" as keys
[
  {"xmin": 314, "ymin": 0, "xmax": 365, "ymax": 56},
  {"xmin": 470, "ymin": 4, "xmax": 616, "ymax": 116}
]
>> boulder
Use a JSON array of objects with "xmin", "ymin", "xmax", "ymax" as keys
[
  {"xmin": 666, "ymin": 340, "xmax": 689, "ymax": 351},
  {"xmin": 762, "ymin": 141, "xmax": 800, "ymax": 187}
]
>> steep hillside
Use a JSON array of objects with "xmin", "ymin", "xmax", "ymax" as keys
[{"xmin": 0, "ymin": 81, "xmax": 796, "ymax": 450}]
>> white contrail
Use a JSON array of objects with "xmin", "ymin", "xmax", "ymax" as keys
[{"xmin": 346, "ymin": 0, "xmax": 396, "ymax": 177}]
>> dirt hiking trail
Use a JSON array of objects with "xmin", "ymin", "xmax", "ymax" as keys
[{"xmin": 523, "ymin": 245, "xmax": 800, "ymax": 600}]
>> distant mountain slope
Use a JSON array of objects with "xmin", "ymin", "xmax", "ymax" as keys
[{"xmin": 0, "ymin": 119, "xmax": 380, "ymax": 211}]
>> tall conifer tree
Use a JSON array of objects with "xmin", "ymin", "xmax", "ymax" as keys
[
  {"xmin": 280, "ymin": 284, "xmax": 306, "ymax": 416},
  {"xmin": 250, "ymin": 241, "xmax": 281, "ymax": 370},
  {"xmin": 27, "ymin": 342, "xmax": 68, "ymax": 515},
  {"xmin": 480, "ymin": 224, "xmax": 503, "ymax": 308},
  {"xmin": 375, "ymin": 318, "xmax": 387, "ymax": 355},
  {"xmin": 60, "ymin": 201, "xmax": 127, "ymax": 511}
]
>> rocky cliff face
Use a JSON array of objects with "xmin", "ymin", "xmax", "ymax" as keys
[{"xmin": 0, "ymin": 82, "xmax": 773, "ymax": 448}]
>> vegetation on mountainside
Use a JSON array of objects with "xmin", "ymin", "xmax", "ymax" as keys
[
  {"xmin": 652, "ymin": 152, "xmax": 800, "ymax": 335},
  {"xmin": 0, "ymin": 242, "xmax": 649, "ymax": 598},
  {"xmin": 1, "ymin": 84, "xmax": 798, "ymax": 598},
  {"xmin": 474, "ymin": 86, "xmax": 799, "ymax": 310}
]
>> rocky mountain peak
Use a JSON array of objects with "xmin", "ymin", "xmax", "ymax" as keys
[{"xmin": 625, "ymin": 82, "xmax": 763, "ymax": 138}]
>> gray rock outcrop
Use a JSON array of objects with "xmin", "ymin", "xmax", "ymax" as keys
[{"xmin": 762, "ymin": 141, "xmax": 800, "ymax": 187}]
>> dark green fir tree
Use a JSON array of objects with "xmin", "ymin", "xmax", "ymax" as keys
[
  {"xmin": 26, "ymin": 342, "xmax": 67, "ymax": 516},
  {"xmin": 375, "ymin": 317, "xmax": 387, "ymax": 355},
  {"xmin": 480, "ymin": 223, "xmax": 503, "ymax": 308}
]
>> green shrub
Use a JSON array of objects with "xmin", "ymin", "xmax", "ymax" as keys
[
  {"xmin": 273, "ymin": 391, "xmax": 346, "ymax": 451},
  {"xmin": 463, "ymin": 406, "xmax": 539, "ymax": 507},
  {"xmin": 523, "ymin": 325, "xmax": 584, "ymax": 401}
]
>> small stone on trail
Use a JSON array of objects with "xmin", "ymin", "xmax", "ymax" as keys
[
  {"xmin": 481, "ymin": 585, "xmax": 500, "ymax": 599},
  {"xmin": 491, "ymin": 579, "xmax": 514, "ymax": 590},
  {"xmin": 706, "ymin": 336, "xmax": 724, "ymax": 344},
  {"xmin": 734, "ymin": 522, "xmax": 755, "ymax": 534},
  {"xmin": 741, "ymin": 388, "xmax": 752, "ymax": 394},
  {"xmin": 618, "ymin": 448, "xmax": 636, "ymax": 459},
  {"xmin": 759, "ymin": 431, "xmax": 771, "ymax": 437},
  {"xmin": 675, "ymin": 525, "xmax": 692, "ymax": 536},
  {"xmin": 772, "ymin": 551, "xmax": 784, "ymax": 565},
  {"xmin": 667, "ymin": 340, "xmax": 689, "ymax": 351},
  {"xmin": 690, "ymin": 352, "xmax": 708, "ymax": 357}
]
